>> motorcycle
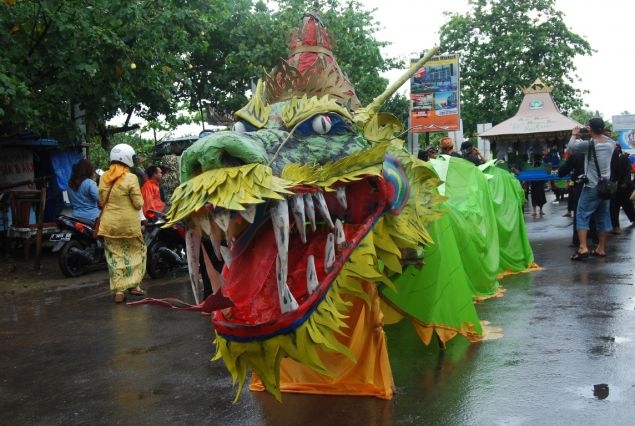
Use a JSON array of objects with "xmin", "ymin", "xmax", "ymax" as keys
[
  {"xmin": 144, "ymin": 210, "xmax": 188, "ymax": 278},
  {"xmin": 51, "ymin": 215, "xmax": 107, "ymax": 277}
]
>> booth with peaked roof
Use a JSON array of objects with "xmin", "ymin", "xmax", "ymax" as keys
[{"xmin": 479, "ymin": 78, "xmax": 582, "ymax": 167}]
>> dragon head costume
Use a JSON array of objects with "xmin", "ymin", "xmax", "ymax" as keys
[{"xmin": 156, "ymin": 4, "xmax": 503, "ymax": 402}]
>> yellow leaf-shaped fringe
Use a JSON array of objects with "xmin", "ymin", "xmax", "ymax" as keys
[
  {"xmin": 281, "ymin": 94, "xmax": 353, "ymax": 128},
  {"xmin": 280, "ymin": 142, "xmax": 388, "ymax": 189},
  {"xmin": 362, "ymin": 112, "xmax": 404, "ymax": 144},
  {"xmin": 234, "ymin": 78, "xmax": 270, "ymax": 128},
  {"xmin": 165, "ymin": 164, "xmax": 294, "ymax": 225}
]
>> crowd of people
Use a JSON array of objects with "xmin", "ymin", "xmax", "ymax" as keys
[
  {"xmin": 67, "ymin": 144, "xmax": 172, "ymax": 303},
  {"xmin": 416, "ymin": 118, "xmax": 635, "ymax": 261}
]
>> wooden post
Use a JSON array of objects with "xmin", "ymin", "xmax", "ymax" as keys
[{"xmin": 34, "ymin": 187, "xmax": 46, "ymax": 270}]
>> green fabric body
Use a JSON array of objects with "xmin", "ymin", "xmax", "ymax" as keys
[
  {"xmin": 382, "ymin": 211, "xmax": 483, "ymax": 335},
  {"xmin": 441, "ymin": 158, "xmax": 500, "ymax": 298},
  {"xmin": 482, "ymin": 164, "xmax": 535, "ymax": 272}
]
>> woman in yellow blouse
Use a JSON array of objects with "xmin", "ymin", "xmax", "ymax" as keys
[{"xmin": 97, "ymin": 144, "xmax": 147, "ymax": 303}]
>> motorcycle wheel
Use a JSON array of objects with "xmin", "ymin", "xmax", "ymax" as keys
[
  {"xmin": 59, "ymin": 240, "xmax": 88, "ymax": 277},
  {"xmin": 147, "ymin": 241, "xmax": 170, "ymax": 279}
]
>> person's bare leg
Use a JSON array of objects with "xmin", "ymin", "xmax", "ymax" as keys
[
  {"xmin": 595, "ymin": 231, "xmax": 607, "ymax": 255},
  {"xmin": 577, "ymin": 229, "xmax": 589, "ymax": 253}
]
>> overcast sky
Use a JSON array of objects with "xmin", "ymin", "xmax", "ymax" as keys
[{"xmin": 364, "ymin": 0, "xmax": 632, "ymax": 122}]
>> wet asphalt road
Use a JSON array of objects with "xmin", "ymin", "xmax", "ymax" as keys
[{"xmin": 2, "ymin": 195, "xmax": 635, "ymax": 425}]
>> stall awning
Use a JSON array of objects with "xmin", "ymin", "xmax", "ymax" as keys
[{"xmin": 479, "ymin": 79, "xmax": 582, "ymax": 143}]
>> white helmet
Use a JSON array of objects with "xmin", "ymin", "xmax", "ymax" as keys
[{"xmin": 109, "ymin": 143, "xmax": 135, "ymax": 167}]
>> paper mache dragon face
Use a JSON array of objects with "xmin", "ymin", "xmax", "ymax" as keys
[{"xmin": 164, "ymin": 7, "xmax": 444, "ymax": 401}]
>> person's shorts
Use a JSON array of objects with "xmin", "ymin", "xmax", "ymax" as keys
[{"xmin": 576, "ymin": 186, "xmax": 612, "ymax": 232}]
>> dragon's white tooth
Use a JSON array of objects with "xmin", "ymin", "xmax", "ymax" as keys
[
  {"xmin": 276, "ymin": 253, "xmax": 298, "ymax": 313},
  {"xmin": 213, "ymin": 210, "xmax": 230, "ymax": 232},
  {"xmin": 303, "ymin": 193, "xmax": 317, "ymax": 232},
  {"xmin": 211, "ymin": 239, "xmax": 222, "ymax": 263},
  {"xmin": 314, "ymin": 192, "xmax": 334, "ymax": 229},
  {"xmin": 239, "ymin": 204, "xmax": 256, "ymax": 224},
  {"xmin": 335, "ymin": 186, "xmax": 347, "ymax": 210},
  {"xmin": 220, "ymin": 245, "xmax": 232, "ymax": 268},
  {"xmin": 306, "ymin": 255, "xmax": 319, "ymax": 295},
  {"xmin": 272, "ymin": 200, "xmax": 290, "ymax": 264},
  {"xmin": 335, "ymin": 219, "xmax": 346, "ymax": 246},
  {"xmin": 201, "ymin": 246, "xmax": 224, "ymax": 294},
  {"xmin": 199, "ymin": 213, "xmax": 212, "ymax": 237},
  {"xmin": 290, "ymin": 196, "xmax": 307, "ymax": 244},
  {"xmin": 324, "ymin": 233, "xmax": 335, "ymax": 273},
  {"xmin": 185, "ymin": 229, "xmax": 203, "ymax": 304}
]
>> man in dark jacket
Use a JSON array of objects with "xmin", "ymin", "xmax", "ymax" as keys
[{"xmin": 609, "ymin": 145, "xmax": 635, "ymax": 233}]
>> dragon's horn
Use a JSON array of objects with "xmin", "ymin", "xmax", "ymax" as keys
[{"xmin": 354, "ymin": 46, "xmax": 440, "ymax": 128}]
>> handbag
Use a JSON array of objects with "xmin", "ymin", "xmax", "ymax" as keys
[
  {"xmin": 590, "ymin": 141, "xmax": 617, "ymax": 200},
  {"xmin": 93, "ymin": 178, "xmax": 118, "ymax": 238}
]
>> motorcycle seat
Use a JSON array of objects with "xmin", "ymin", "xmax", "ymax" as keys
[{"xmin": 60, "ymin": 215, "xmax": 95, "ymax": 227}]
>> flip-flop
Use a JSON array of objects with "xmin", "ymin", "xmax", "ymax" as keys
[
  {"xmin": 127, "ymin": 287, "xmax": 145, "ymax": 296},
  {"xmin": 571, "ymin": 250, "xmax": 590, "ymax": 261},
  {"xmin": 590, "ymin": 250, "xmax": 606, "ymax": 257}
]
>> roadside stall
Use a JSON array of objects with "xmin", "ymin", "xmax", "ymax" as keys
[
  {"xmin": 478, "ymin": 78, "xmax": 582, "ymax": 182},
  {"xmin": 0, "ymin": 136, "xmax": 82, "ymax": 268}
]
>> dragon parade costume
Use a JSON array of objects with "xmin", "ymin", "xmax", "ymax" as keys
[{"xmin": 135, "ymin": 3, "xmax": 537, "ymax": 402}]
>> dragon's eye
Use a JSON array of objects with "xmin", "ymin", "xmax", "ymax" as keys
[
  {"xmin": 233, "ymin": 121, "xmax": 255, "ymax": 133},
  {"xmin": 312, "ymin": 115, "xmax": 332, "ymax": 134},
  {"xmin": 294, "ymin": 113, "xmax": 348, "ymax": 136}
]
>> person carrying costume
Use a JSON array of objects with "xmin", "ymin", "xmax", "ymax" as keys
[
  {"xmin": 460, "ymin": 141, "xmax": 484, "ymax": 165},
  {"xmin": 567, "ymin": 118, "xmax": 615, "ymax": 260},
  {"xmin": 98, "ymin": 144, "xmax": 147, "ymax": 302},
  {"xmin": 67, "ymin": 159, "xmax": 100, "ymax": 223},
  {"xmin": 439, "ymin": 136, "xmax": 462, "ymax": 157},
  {"xmin": 141, "ymin": 165, "xmax": 166, "ymax": 218}
]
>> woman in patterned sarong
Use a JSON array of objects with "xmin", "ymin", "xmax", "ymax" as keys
[{"xmin": 97, "ymin": 144, "xmax": 147, "ymax": 303}]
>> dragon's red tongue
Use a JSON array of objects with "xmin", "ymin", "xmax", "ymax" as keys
[
  {"xmin": 212, "ymin": 179, "xmax": 391, "ymax": 338},
  {"xmin": 221, "ymin": 222, "xmax": 328, "ymax": 325}
]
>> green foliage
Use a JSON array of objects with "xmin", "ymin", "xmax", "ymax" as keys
[
  {"xmin": 87, "ymin": 132, "xmax": 154, "ymax": 171},
  {"xmin": 1, "ymin": 0, "xmax": 216, "ymax": 144},
  {"xmin": 381, "ymin": 93, "xmax": 410, "ymax": 128},
  {"xmin": 439, "ymin": 0, "xmax": 593, "ymax": 134},
  {"xmin": 2, "ymin": 0, "xmax": 397, "ymax": 146}
]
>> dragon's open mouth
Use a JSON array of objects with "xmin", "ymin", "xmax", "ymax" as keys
[{"xmin": 210, "ymin": 176, "xmax": 391, "ymax": 340}]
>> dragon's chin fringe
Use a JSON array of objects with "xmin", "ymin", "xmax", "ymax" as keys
[{"xmin": 211, "ymin": 228, "xmax": 402, "ymax": 403}]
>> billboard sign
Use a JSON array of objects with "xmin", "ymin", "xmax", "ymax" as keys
[
  {"xmin": 410, "ymin": 53, "xmax": 460, "ymax": 132},
  {"xmin": 612, "ymin": 114, "xmax": 635, "ymax": 130}
]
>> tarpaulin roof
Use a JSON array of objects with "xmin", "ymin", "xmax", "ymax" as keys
[{"xmin": 478, "ymin": 78, "xmax": 582, "ymax": 143}]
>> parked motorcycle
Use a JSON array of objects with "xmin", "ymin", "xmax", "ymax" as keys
[
  {"xmin": 144, "ymin": 210, "xmax": 188, "ymax": 278},
  {"xmin": 51, "ymin": 215, "xmax": 107, "ymax": 277}
]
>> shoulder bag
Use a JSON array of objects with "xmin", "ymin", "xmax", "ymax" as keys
[{"xmin": 590, "ymin": 140, "xmax": 617, "ymax": 200}]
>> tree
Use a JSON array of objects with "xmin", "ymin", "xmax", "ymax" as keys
[
  {"xmin": 1, "ymin": 0, "xmax": 403, "ymax": 149},
  {"xmin": 439, "ymin": 0, "xmax": 593, "ymax": 134},
  {"xmin": 1, "ymin": 0, "xmax": 225, "ymax": 147}
]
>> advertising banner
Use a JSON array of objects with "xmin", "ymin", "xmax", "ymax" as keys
[{"xmin": 410, "ymin": 53, "xmax": 460, "ymax": 132}]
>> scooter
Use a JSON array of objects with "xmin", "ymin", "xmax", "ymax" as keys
[
  {"xmin": 144, "ymin": 210, "xmax": 188, "ymax": 278},
  {"xmin": 50, "ymin": 215, "xmax": 107, "ymax": 277}
]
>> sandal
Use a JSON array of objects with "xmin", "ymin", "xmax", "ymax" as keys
[
  {"xmin": 570, "ymin": 250, "xmax": 590, "ymax": 261},
  {"xmin": 114, "ymin": 292, "xmax": 125, "ymax": 303},
  {"xmin": 127, "ymin": 287, "xmax": 145, "ymax": 296},
  {"xmin": 590, "ymin": 250, "xmax": 606, "ymax": 257}
]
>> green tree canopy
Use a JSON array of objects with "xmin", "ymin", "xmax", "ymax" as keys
[
  {"xmin": 439, "ymin": 0, "xmax": 593, "ymax": 134},
  {"xmin": 2, "ymin": 0, "xmax": 405, "ymax": 149}
]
